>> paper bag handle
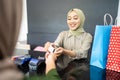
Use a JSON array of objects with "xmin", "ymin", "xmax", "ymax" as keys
[
  {"xmin": 104, "ymin": 13, "xmax": 113, "ymax": 25},
  {"xmin": 115, "ymin": 16, "xmax": 118, "ymax": 25}
]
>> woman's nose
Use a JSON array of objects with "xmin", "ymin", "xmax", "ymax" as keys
[{"xmin": 69, "ymin": 19, "xmax": 74, "ymax": 23}]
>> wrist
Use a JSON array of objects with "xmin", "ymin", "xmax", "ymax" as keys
[
  {"xmin": 63, "ymin": 49, "xmax": 76, "ymax": 57},
  {"xmin": 46, "ymin": 62, "xmax": 56, "ymax": 74},
  {"xmin": 62, "ymin": 48, "xmax": 66, "ymax": 53}
]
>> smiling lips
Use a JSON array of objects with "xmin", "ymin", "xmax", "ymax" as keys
[{"xmin": 70, "ymin": 24, "xmax": 76, "ymax": 28}]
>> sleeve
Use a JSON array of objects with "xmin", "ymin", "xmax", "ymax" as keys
[
  {"xmin": 73, "ymin": 33, "xmax": 92, "ymax": 59},
  {"xmin": 54, "ymin": 31, "xmax": 65, "ymax": 47},
  {"xmin": 46, "ymin": 69, "xmax": 61, "ymax": 80}
]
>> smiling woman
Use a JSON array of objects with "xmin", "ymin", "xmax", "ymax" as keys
[
  {"xmin": 67, "ymin": 11, "xmax": 81, "ymax": 31},
  {"xmin": 27, "ymin": 0, "xmax": 118, "ymax": 50},
  {"xmin": 44, "ymin": 8, "xmax": 93, "ymax": 71},
  {"xmin": 67, "ymin": 8, "xmax": 85, "ymax": 36}
]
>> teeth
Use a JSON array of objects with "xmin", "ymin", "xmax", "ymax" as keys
[{"xmin": 71, "ymin": 24, "xmax": 75, "ymax": 27}]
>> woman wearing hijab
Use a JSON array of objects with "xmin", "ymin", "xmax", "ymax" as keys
[
  {"xmin": 45, "ymin": 8, "xmax": 92, "ymax": 72},
  {"xmin": 0, "ymin": 0, "xmax": 60, "ymax": 80},
  {"xmin": 0, "ymin": 0, "xmax": 23, "ymax": 80}
]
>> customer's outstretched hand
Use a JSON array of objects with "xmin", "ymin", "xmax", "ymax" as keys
[{"xmin": 45, "ymin": 52, "xmax": 57, "ymax": 74}]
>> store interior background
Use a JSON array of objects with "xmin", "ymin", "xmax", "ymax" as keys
[{"xmin": 17, "ymin": 0, "xmax": 120, "ymax": 49}]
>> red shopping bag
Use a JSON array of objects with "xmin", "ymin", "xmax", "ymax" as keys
[
  {"xmin": 106, "ymin": 69, "xmax": 120, "ymax": 80},
  {"xmin": 106, "ymin": 26, "xmax": 120, "ymax": 72}
]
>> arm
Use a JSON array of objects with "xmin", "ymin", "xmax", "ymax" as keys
[
  {"xmin": 55, "ymin": 47, "xmax": 76, "ymax": 57},
  {"xmin": 54, "ymin": 32, "xmax": 92, "ymax": 58},
  {"xmin": 56, "ymin": 33, "xmax": 92, "ymax": 58},
  {"xmin": 54, "ymin": 31, "xmax": 65, "ymax": 47},
  {"xmin": 45, "ymin": 52, "xmax": 56, "ymax": 74},
  {"xmin": 45, "ymin": 53, "xmax": 61, "ymax": 80},
  {"xmin": 45, "ymin": 53, "xmax": 56, "ymax": 74}
]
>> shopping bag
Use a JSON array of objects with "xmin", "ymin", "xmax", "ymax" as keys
[
  {"xmin": 90, "ymin": 13, "xmax": 112, "ymax": 69},
  {"xmin": 90, "ymin": 65, "xmax": 106, "ymax": 80},
  {"xmin": 106, "ymin": 69, "xmax": 120, "ymax": 80},
  {"xmin": 106, "ymin": 26, "xmax": 120, "ymax": 72},
  {"xmin": 90, "ymin": 25, "xmax": 111, "ymax": 69}
]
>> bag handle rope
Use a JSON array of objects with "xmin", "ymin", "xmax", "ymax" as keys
[{"xmin": 104, "ymin": 13, "xmax": 113, "ymax": 25}]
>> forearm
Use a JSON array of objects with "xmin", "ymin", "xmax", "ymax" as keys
[
  {"xmin": 46, "ymin": 60, "xmax": 56, "ymax": 74},
  {"xmin": 63, "ymin": 48, "xmax": 89, "ymax": 59},
  {"xmin": 63, "ymin": 49, "xmax": 76, "ymax": 57},
  {"xmin": 45, "ymin": 51, "xmax": 57, "ymax": 74},
  {"xmin": 73, "ymin": 49, "xmax": 88, "ymax": 59}
]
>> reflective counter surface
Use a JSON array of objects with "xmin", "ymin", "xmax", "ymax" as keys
[{"xmin": 14, "ymin": 49, "xmax": 120, "ymax": 80}]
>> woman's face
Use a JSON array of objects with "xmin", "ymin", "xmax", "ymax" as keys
[{"xmin": 67, "ymin": 11, "xmax": 80, "ymax": 31}]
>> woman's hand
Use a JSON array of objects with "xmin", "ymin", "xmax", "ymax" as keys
[
  {"xmin": 45, "ymin": 52, "xmax": 57, "ymax": 63},
  {"xmin": 54, "ymin": 47, "xmax": 64, "ymax": 57},
  {"xmin": 44, "ymin": 42, "xmax": 57, "ymax": 52},
  {"xmin": 55, "ymin": 47, "xmax": 76, "ymax": 57}
]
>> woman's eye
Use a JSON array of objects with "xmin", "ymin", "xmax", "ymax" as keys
[
  {"xmin": 74, "ymin": 17, "xmax": 78, "ymax": 20},
  {"xmin": 68, "ymin": 18, "xmax": 71, "ymax": 20}
]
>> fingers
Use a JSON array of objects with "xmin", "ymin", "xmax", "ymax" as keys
[
  {"xmin": 55, "ymin": 47, "xmax": 63, "ymax": 53},
  {"xmin": 44, "ymin": 42, "xmax": 51, "ymax": 51},
  {"xmin": 44, "ymin": 42, "xmax": 56, "ymax": 52},
  {"xmin": 45, "ymin": 43, "xmax": 64, "ymax": 60},
  {"xmin": 53, "ymin": 47, "xmax": 63, "ymax": 57},
  {"xmin": 45, "ymin": 52, "xmax": 57, "ymax": 64},
  {"xmin": 45, "ymin": 52, "xmax": 50, "ymax": 58}
]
